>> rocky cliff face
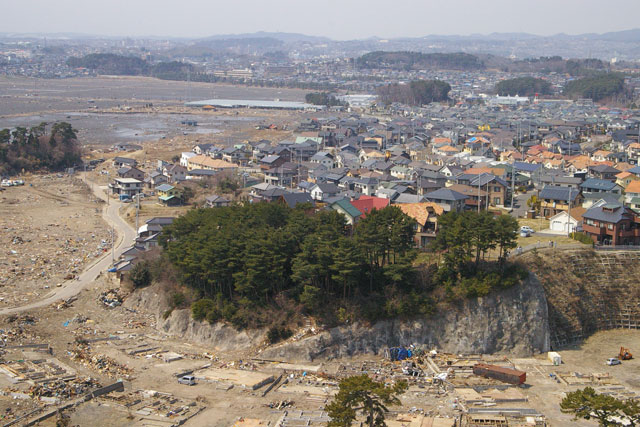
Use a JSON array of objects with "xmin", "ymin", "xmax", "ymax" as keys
[
  {"xmin": 262, "ymin": 275, "xmax": 550, "ymax": 362},
  {"xmin": 127, "ymin": 275, "xmax": 550, "ymax": 362}
]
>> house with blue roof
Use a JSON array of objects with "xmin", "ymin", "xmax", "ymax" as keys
[{"xmin": 580, "ymin": 178, "xmax": 622, "ymax": 195}]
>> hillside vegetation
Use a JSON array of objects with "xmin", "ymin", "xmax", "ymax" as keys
[
  {"xmin": 494, "ymin": 77, "xmax": 553, "ymax": 96},
  {"xmin": 357, "ymin": 51, "xmax": 484, "ymax": 71},
  {"xmin": 66, "ymin": 54, "xmax": 194, "ymax": 77},
  {"xmin": 154, "ymin": 205, "xmax": 525, "ymax": 332},
  {"xmin": 0, "ymin": 122, "xmax": 82, "ymax": 175},
  {"xmin": 377, "ymin": 80, "xmax": 451, "ymax": 106},
  {"xmin": 563, "ymin": 72, "xmax": 626, "ymax": 101}
]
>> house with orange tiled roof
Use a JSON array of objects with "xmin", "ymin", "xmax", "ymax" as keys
[
  {"xmin": 616, "ymin": 171, "xmax": 640, "ymax": 188},
  {"xmin": 432, "ymin": 137, "xmax": 452, "ymax": 145},
  {"xmin": 624, "ymin": 180, "xmax": 640, "ymax": 205},
  {"xmin": 397, "ymin": 202, "xmax": 444, "ymax": 248},
  {"xmin": 566, "ymin": 155, "xmax": 593, "ymax": 173},
  {"xmin": 545, "ymin": 158, "xmax": 564, "ymax": 170},
  {"xmin": 433, "ymin": 145, "xmax": 459, "ymax": 156},
  {"xmin": 615, "ymin": 162, "xmax": 634, "ymax": 172},
  {"xmin": 592, "ymin": 150, "xmax": 612, "ymax": 162},
  {"xmin": 187, "ymin": 155, "xmax": 238, "ymax": 172}
]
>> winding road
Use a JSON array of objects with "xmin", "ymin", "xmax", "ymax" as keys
[{"xmin": 0, "ymin": 175, "xmax": 136, "ymax": 315}]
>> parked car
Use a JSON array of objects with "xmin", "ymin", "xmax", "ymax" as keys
[
  {"xmin": 178, "ymin": 375, "xmax": 196, "ymax": 385},
  {"xmin": 520, "ymin": 226, "xmax": 535, "ymax": 234},
  {"xmin": 606, "ymin": 358, "xmax": 621, "ymax": 366}
]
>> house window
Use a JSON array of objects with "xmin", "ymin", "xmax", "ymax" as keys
[
  {"xmin": 586, "ymin": 219, "xmax": 595, "ymax": 226},
  {"xmin": 494, "ymin": 186, "xmax": 501, "ymax": 192},
  {"xmin": 607, "ymin": 224, "xmax": 614, "ymax": 230}
]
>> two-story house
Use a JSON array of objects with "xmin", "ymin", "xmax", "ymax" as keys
[
  {"xmin": 424, "ymin": 188, "xmax": 468, "ymax": 212},
  {"xmin": 539, "ymin": 186, "xmax": 583, "ymax": 218},
  {"xmin": 582, "ymin": 204, "xmax": 640, "ymax": 246},
  {"xmin": 156, "ymin": 184, "xmax": 183, "ymax": 206},
  {"xmin": 110, "ymin": 178, "xmax": 143, "ymax": 197}
]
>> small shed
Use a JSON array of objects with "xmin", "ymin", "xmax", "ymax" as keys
[{"xmin": 548, "ymin": 351, "xmax": 562, "ymax": 366}]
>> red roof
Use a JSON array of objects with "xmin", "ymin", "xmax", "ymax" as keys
[{"xmin": 350, "ymin": 195, "xmax": 390, "ymax": 218}]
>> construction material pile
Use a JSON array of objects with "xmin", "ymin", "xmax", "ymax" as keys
[
  {"xmin": 70, "ymin": 341, "xmax": 133, "ymax": 379},
  {"xmin": 98, "ymin": 289, "xmax": 124, "ymax": 308},
  {"xmin": 28, "ymin": 377, "xmax": 101, "ymax": 399}
]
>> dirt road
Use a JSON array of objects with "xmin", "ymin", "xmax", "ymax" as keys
[{"xmin": 0, "ymin": 175, "xmax": 136, "ymax": 315}]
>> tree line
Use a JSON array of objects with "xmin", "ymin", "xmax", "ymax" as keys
[
  {"xmin": 66, "ymin": 54, "xmax": 193, "ymax": 78},
  {"xmin": 563, "ymin": 72, "xmax": 626, "ymax": 102},
  {"xmin": 494, "ymin": 77, "xmax": 553, "ymax": 96},
  {"xmin": 0, "ymin": 122, "xmax": 82, "ymax": 175},
  {"xmin": 305, "ymin": 92, "xmax": 344, "ymax": 107},
  {"xmin": 159, "ymin": 203, "xmax": 420, "ymax": 327},
  {"xmin": 377, "ymin": 80, "xmax": 451, "ymax": 106},
  {"xmin": 357, "ymin": 51, "xmax": 485, "ymax": 71},
  {"xmin": 157, "ymin": 203, "xmax": 528, "ymax": 329},
  {"xmin": 433, "ymin": 211, "xmax": 525, "ymax": 299}
]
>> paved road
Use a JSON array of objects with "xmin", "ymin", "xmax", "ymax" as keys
[{"xmin": 0, "ymin": 176, "xmax": 136, "ymax": 315}]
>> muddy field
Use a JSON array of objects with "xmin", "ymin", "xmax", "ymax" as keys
[
  {"xmin": 0, "ymin": 175, "xmax": 110, "ymax": 306},
  {"xmin": 0, "ymin": 75, "xmax": 318, "ymax": 146},
  {"xmin": 0, "ymin": 75, "xmax": 308, "ymax": 116}
]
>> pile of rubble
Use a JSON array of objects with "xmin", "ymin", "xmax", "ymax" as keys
[
  {"xmin": 6, "ymin": 314, "xmax": 37, "ymax": 326},
  {"xmin": 28, "ymin": 377, "xmax": 101, "ymax": 399},
  {"xmin": 98, "ymin": 289, "xmax": 124, "ymax": 308},
  {"xmin": 266, "ymin": 400, "xmax": 294, "ymax": 409},
  {"xmin": 70, "ymin": 341, "xmax": 133, "ymax": 379}
]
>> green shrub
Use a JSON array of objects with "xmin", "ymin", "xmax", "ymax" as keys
[
  {"xmin": 130, "ymin": 261, "xmax": 151, "ymax": 288},
  {"xmin": 171, "ymin": 292, "xmax": 186, "ymax": 308},
  {"xmin": 570, "ymin": 232, "xmax": 594, "ymax": 245},
  {"xmin": 206, "ymin": 307, "xmax": 221, "ymax": 324},
  {"xmin": 191, "ymin": 298, "xmax": 215, "ymax": 321}
]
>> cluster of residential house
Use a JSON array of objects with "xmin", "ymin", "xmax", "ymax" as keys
[{"xmin": 109, "ymin": 112, "xmax": 640, "ymax": 253}]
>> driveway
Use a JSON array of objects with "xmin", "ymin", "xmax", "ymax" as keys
[
  {"xmin": 510, "ymin": 190, "xmax": 535, "ymax": 218},
  {"xmin": 0, "ymin": 175, "xmax": 136, "ymax": 315}
]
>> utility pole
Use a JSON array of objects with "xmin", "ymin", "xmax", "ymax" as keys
[
  {"xmin": 567, "ymin": 186, "xmax": 573, "ymax": 237},
  {"xmin": 135, "ymin": 193, "xmax": 140, "ymax": 233}
]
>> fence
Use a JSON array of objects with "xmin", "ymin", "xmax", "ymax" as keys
[
  {"xmin": 594, "ymin": 245, "xmax": 640, "ymax": 252},
  {"xmin": 510, "ymin": 242, "xmax": 587, "ymax": 257}
]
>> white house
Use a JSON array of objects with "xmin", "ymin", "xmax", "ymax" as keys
[
  {"xmin": 310, "ymin": 151, "xmax": 335, "ymax": 169},
  {"xmin": 549, "ymin": 210, "xmax": 580, "ymax": 233},
  {"xmin": 310, "ymin": 183, "xmax": 340, "ymax": 201},
  {"xmin": 180, "ymin": 152, "xmax": 196, "ymax": 168}
]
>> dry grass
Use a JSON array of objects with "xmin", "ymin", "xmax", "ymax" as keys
[{"xmin": 121, "ymin": 201, "xmax": 191, "ymax": 227}]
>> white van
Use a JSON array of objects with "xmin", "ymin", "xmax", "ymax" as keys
[{"xmin": 178, "ymin": 375, "xmax": 196, "ymax": 385}]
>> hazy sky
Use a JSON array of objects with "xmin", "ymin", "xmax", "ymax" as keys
[{"xmin": 3, "ymin": 0, "xmax": 639, "ymax": 40}]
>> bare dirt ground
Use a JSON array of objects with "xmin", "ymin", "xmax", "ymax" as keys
[
  {"xmin": 0, "ymin": 75, "xmax": 308, "ymax": 117},
  {"xmin": 0, "ymin": 175, "xmax": 110, "ymax": 307},
  {"xmin": 4, "ymin": 270, "xmax": 640, "ymax": 427}
]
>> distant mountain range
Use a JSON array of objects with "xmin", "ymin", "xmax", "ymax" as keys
[
  {"xmin": 2, "ymin": 28, "xmax": 639, "ymax": 43},
  {"xmin": 2, "ymin": 29, "xmax": 640, "ymax": 60}
]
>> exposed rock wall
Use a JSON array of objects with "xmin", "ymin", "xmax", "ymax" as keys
[
  {"xmin": 262, "ymin": 276, "xmax": 550, "ymax": 361},
  {"xmin": 127, "ymin": 275, "xmax": 550, "ymax": 362}
]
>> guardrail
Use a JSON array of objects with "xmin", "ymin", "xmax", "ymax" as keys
[{"xmin": 594, "ymin": 245, "xmax": 640, "ymax": 251}]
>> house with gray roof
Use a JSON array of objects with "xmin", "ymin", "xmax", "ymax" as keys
[
  {"xmin": 582, "ymin": 204, "xmax": 640, "ymax": 245},
  {"xmin": 424, "ymin": 188, "xmax": 468, "ymax": 212}
]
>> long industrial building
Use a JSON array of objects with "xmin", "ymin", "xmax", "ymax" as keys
[{"xmin": 185, "ymin": 99, "xmax": 324, "ymax": 110}]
